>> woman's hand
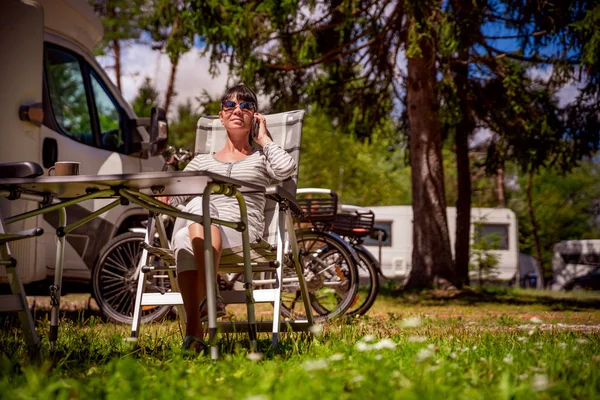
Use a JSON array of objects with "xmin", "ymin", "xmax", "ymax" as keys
[
  {"xmin": 253, "ymin": 113, "xmax": 273, "ymax": 148},
  {"xmin": 156, "ymin": 196, "xmax": 171, "ymax": 205}
]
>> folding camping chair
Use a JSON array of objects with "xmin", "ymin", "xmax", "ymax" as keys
[
  {"xmin": 129, "ymin": 110, "xmax": 314, "ymax": 359},
  {"xmin": 0, "ymin": 162, "xmax": 46, "ymax": 359}
]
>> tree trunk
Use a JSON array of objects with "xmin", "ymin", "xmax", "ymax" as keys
[
  {"xmin": 451, "ymin": 0, "xmax": 479, "ymax": 288},
  {"xmin": 112, "ymin": 39, "xmax": 122, "ymax": 93},
  {"xmin": 404, "ymin": 12, "xmax": 456, "ymax": 290},
  {"xmin": 453, "ymin": 61, "xmax": 473, "ymax": 289},
  {"xmin": 164, "ymin": 57, "xmax": 179, "ymax": 115},
  {"xmin": 526, "ymin": 170, "xmax": 544, "ymax": 273},
  {"xmin": 496, "ymin": 164, "xmax": 506, "ymax": 207}
]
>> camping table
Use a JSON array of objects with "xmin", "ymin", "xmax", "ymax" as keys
[{"xmin": 0, "ymin": 171, "xmax": 264, "ymax": 353}]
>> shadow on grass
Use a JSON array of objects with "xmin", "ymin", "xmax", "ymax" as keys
[{"xmin": 380, "ymin": 283, "xmax": 600, "ymax": 311}]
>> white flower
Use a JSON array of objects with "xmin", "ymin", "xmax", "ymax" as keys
[
  {"xmin": 427, "ymin": 344, "xmax": 435, "ymax": 350},
  {"xmin": 355, "ymin": 342, "xmax": 371, "ymax": 352},
  {"xmin": 450, "ymin": 352, "xmax": 457, "ymax": 359},
  {"xmin": 472, "ymin": 346, "xmax": 477, "ymax": 350},
  {"xmin": 415, "ymin": 348, "xmax": 434, "ymax": 362},
  {"xmin": 351, "ymin": 375, "xmax": 365, "ymax": 383},
  {"xmin": 246, "ymin": 396, "xmax": 269, "ymax": 400},
  {"xmin": 329, "ymin": 353, "xmax": 344, "ymax": 361},
  {"xmin": 528, "ymin": 329, "xmax": 536, "ymax": 336},
  {"xmin": 407, "ymin": 336, "xmax": 428, "ymax": 343},
  {"xmin": 401, "ymin": 316, "xmax": 422, "ymax": 328},
  {"xmin": 303, "ymin": 359, "xmax": 329, "ymax": 371},
  {"xmin": 503, "ymin": 354, "xmax": 514, "ymax": 363},
  {"xmin": 374, "ymin": 354, "xmax": 383, "ymax": 360},
  {"xmin": 373, "ymin": 338, "xmax": 397, "ymax": 350},
  {"xmin": 309, "ymin": 324, "xmax": 324, "ymax": 336},
  {"xmin": 530, "ymin": 317, "xmax": 542, "ymax": 324},
  {"xmin": 363, "ymin": 334, "xmax": 376, "ymax": 342},
  {"xmin": 558, "ymin": 342, "xmax": 567, "ymax": 349},
  {"xmin": 519, "ymin": 373, "xmax": 529, "ymax": 381},
  {"xmin": 517, "ymin": 336, "xmax": 528, "ymax": 343},
  {"xmin": 532, "ymin": 374, "xmax": 549, "ymax": 391},
  {"xmin": 576, "ymin": 338, "xmax": 589, "ymax": 344},
  {"xmin": 247, "ymin": 352, "xmax": 263, "ymax": 362}
]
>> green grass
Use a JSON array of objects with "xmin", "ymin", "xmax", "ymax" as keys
[{"xmin": 2, "ymin": 288, "xmax": 600, "ymax": 399}]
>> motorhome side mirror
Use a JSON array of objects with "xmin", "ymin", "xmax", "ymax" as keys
[{"xmin": 149, "ymin": 107, "xmax": 168, "ymax": 156}]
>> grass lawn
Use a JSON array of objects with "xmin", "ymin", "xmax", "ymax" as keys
[{"xmin": 1, "ymin": 287, "xmax": 600, "ymax": 399}]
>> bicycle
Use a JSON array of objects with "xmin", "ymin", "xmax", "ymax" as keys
[
  {"xmin": 330, "ymin": 204, "xmax": 381, "ymax": 316},
  {"xmin": 91, "ymin": 146, "xmax": 195, "ymax": 323},
  {"xmin": 289, "ymin": 188, "xmax": 361, "ymax": 320}
]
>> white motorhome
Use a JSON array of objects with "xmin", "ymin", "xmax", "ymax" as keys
[
  {"xmin": 362, "ymin": 206, "xmax": 519, "ymax": 282},
  {"xmin": 1, "ymin": 0, "xmax": 166, "ymax": 288},
  {"xmin": 551, "ymin": 240, "xmax": 600, "ymax": 290}
]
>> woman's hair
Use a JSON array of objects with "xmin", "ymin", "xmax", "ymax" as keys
[{"xmin": 220, "ymin": 84, "xmax": 258, "ymax": 110}]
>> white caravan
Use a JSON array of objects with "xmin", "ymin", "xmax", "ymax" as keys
[
  {"xmin": 551, "ymin": 240, "xmax": 600, "ymax": 290},
  {"xmin": 0, "ymin": 0, "xmax": 166, "ymax": 288},
  {"xmin": 362, "ymin": 206, "xmax": 519, "ymax": 282}
]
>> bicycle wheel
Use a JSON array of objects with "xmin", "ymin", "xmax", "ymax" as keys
[
  {"xmin": 280, "ymin": 229, "xmax": 359, "ymax": 322},
  {"xmin": 345, "ymin": 245, "xmax": 380, "ymax": 316},
  {"xmin": 92, "ymin": 232, "xmax": 172, "ymax": 324}
]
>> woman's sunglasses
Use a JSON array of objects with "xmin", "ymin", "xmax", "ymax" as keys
[{"xmin": 221, "ymin": 100, "xmax": 256, "ymax": 113}]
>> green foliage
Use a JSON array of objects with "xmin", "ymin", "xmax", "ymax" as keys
[
  {"xmin": 131, "ymin": 77, "xmax": 160, "ymax": 118},
  {"xmin": 470, "ymin": 222, "xmax": 502, "ymax": 285},
  {"xmin": 298, "ymin": 109, "xmax": 411, "ymax": 206},
  {"xmin": 89, "ymin": 0, "xmax": 147, "ymax": 56},
  {"xmin": 2, "ymin": 291, "xmax": 600, "ymax": 399},
  {"xmin": 188, "ymin": 0, "xmax": 400, "ymax": 138},
  {"xmin": 508, "ymin": 160, "xmax": 600, "ymax": 270},
  {"xmin": 167, "ymin": 99, "xmax": 202, "ymax": 151}
]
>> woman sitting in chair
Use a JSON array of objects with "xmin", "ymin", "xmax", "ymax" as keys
[{"xmin": 169, "ymin": 84, "xmax": 297, "ymax": 353}]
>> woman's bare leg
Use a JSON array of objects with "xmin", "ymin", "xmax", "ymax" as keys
[{"xmin": 178, "ymin": 223, "xmax": 222, "ymax": 339}]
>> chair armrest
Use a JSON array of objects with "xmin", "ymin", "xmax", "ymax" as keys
[{"xmin": 266, "ymin": 185, "xmax": 303, "ymax": 217}]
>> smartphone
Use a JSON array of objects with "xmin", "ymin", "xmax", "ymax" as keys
[{"xmin": 251, "ymin": 117, "xmax": 260, "ymax": 138}]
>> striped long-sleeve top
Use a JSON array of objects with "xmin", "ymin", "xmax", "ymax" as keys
[{"xmin": 171, "ymin": 142, "xmax": 296, "ymax": 242}]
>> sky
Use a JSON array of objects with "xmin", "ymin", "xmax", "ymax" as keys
[{"xmin": 97, "ymin": 42, "xmax": 230, "ymax": 117}]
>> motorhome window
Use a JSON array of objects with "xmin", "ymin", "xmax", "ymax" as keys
[
  {"xmin": 561, "ymin": 253, "xmax": 582, "ymax": 264},
  {"xmin": 474, "ymin": 224, "xmax": 509, "ymax": 250},
  {"xmin": 362, "ymin": 221, "xmax": 392, "ymax": 247},
  {"xmin": 559, "ymin": 249, "xmax": 600, "ymax": 265},
  {"xmin": 45, "ymin": 47, "xmax": 94, "ymax": 146},
  {"xmin": 90, "ymin": 72, "xmax": 124, "ymax": 153}
]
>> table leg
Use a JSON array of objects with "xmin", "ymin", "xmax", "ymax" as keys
[
  {"xmin": 49, "ymin": 207, "xmax": 66, "ymax": 351},
  {"xmin": 203, "ymin": 184, "xmax": 219, "ymax": 360}
]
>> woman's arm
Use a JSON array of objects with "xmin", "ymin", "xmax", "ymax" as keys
[
  {"xmin": 262, "ymin": 141, "xmax": 297, "ymax": 181},
  {"xmin": 169, "ymin": 156, "xmax": 204, "ymax": 207}
]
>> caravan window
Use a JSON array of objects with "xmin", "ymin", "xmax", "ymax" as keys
[
  {"xmin": 90, "ymin": 72, "xmax": 124, "ymax": 153},
  {"xmin": 562, "ymin": 253, "xmax": 600, "ymax": 265},
  {"xmin": 45, "ymin": 47, "xmax": 94, "ymax": 145},
  {"xmin": 44, "ymin": 43, "xmax": 130, "ymax": 155},
  {"xmin": 362, "ymin": 221, "xmax": 392, "ymax": 247},
  {"xmin": 474, "ymin": 224, "xmax": 509, "ymax": 250}
]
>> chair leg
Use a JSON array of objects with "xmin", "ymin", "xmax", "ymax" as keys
[
  {"xmin": 286, "ymin": 213, "xmax": 314, "ymax": 326},
  {"xmin": 129, "ymin": 214, "xmax": 155, "ymax": 341},
  {"xmin": 0, "ymin": 218, "xmax": 40, "ymax": 358}
]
